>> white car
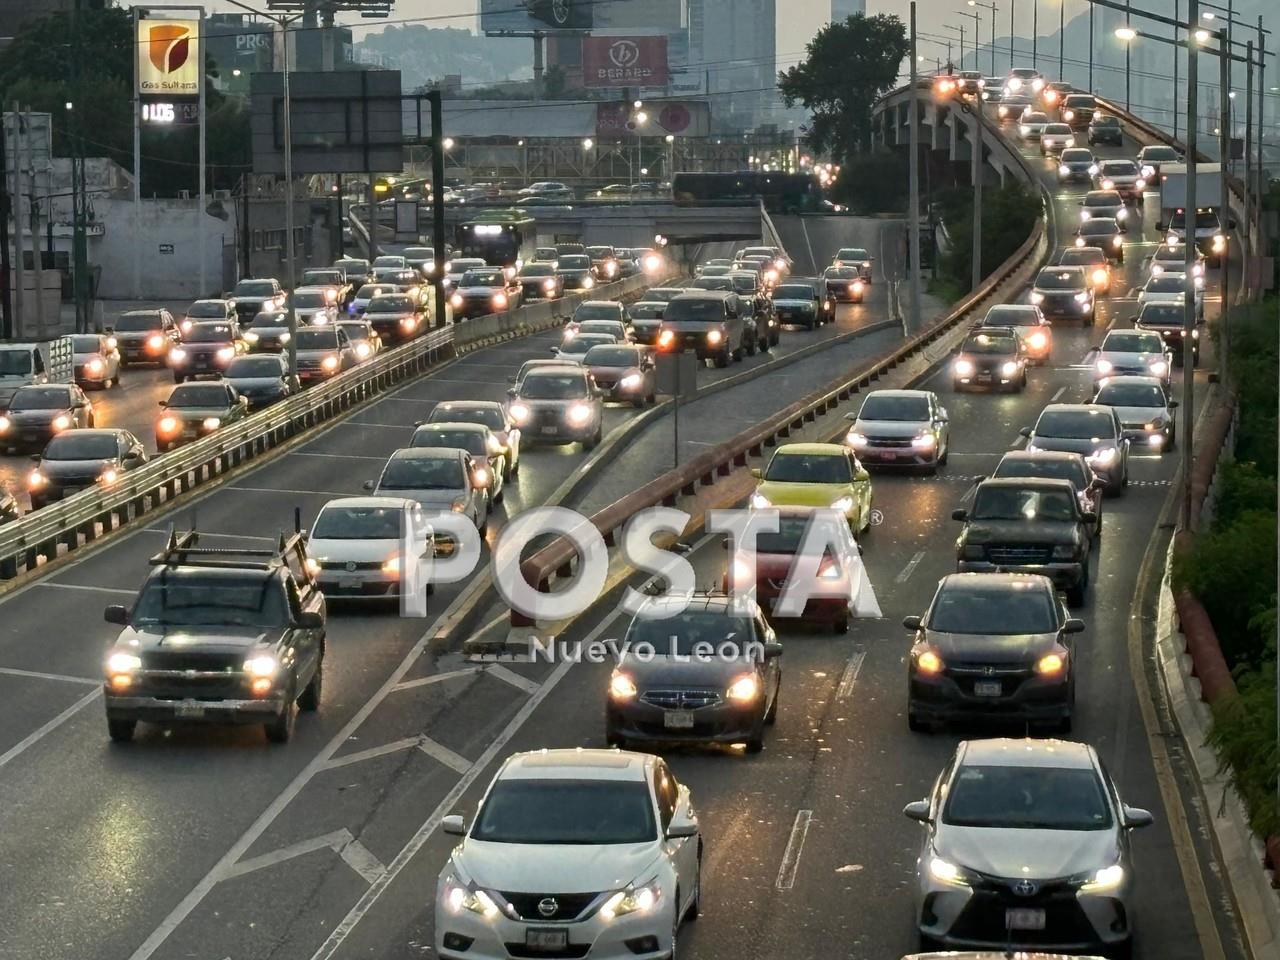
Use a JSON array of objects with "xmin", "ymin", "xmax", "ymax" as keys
[
  {"xmin": 1018, "ymin": 110, "xmax": 1050, "ymax": 140},
  {"xmin": 306, "ymin": 497, "xmax": 430, "ymax": 602},
  {"xmin": 444, "ymin": 257, "xmax": 488, "ymax": 289},
  {"xmin": 552, "ymin": 332, "xmax": 618, "ymax": 365},
  {"xmin": 364, "ymin": 447, "xmax": 489, "ymax": 530},
  {"xmin": 1137, "ymin": 271, "xmax": 1204, "ymax": 322},
  {"xmin": 567, "ymin": 319, "xmax": 630, "ymax": 344},
  {"xmin": 1147, "ymin": 243, "xmax": 1206, "ymax": 279},
  {"xmin": 1092, "ymin": 375, "xmax": 1178, "ymax": 452},
  {"xmin": 1093, "ymin": 329, "xmax": 1173, "ymax": 387},
  {"xmin": 290, "ymin": 285, "xmax": 338, "ymax": 326},
  {"xmin": 435, "ymin": 749, "xmax": 701, "ymax": 960},
  {"xmin": 71, "ymin": 334, "xmax": 122, "ymax": 389}
]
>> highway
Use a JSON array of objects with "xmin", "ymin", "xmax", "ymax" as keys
[{"xmin": 0, "ymin": 106, "xmax": 1247, "ymax": 960}]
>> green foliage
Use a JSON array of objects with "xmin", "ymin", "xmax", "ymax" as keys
[
  {"xmin": 831, "ymin": 151, "xmax": 907, "ymax": 215},
  {"xmin": 1209, "ymin": 663, "xmax": 1278, "ymax": 838},
  {"xmin": 1227, "ymin": 299, "xmax": 1279, "ymax": 477},
  {"xmin": 778, "ymin": 14, "xmax": 910, "ymax": 159},
  {"xmin": 934, "ymin": 180, "xmax": 1042, "ymax": 295},
  {"xmin": 1215, "ymin": 461, "xmax": 1277, "ymax": 530}
]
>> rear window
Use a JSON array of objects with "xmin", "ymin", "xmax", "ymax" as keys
[
  {"xmin": 559, "ymin": 256, "xmax": 591, "ymax": 269},
  {"xmin": 994, "ymin": 456, "xmax": 1087, "ymax": 487},
  {"xmin": 573, "ymin": 304, "xmax": 622, "ymax": 322},
  {"xmin": 773, "ymin": 285, "xmax": 815, "ymax": 300},
  {"xmin": 428, "ymin": 404, "xmax": 505, "ymax": 430},
  {"xmin": 187, "ymin": 301, "xmax": 229, "ymax": 318},
  {"xmin": 71, "ymin": 336, "xmax": 104, "ymax": 352},
  {"xmin": 226, "ymin": 357, "xmax": 284, "ymax": 378},
  {"xmin": 366, "ymin": 296, "xmax": 415, "ymax": 313},
  {"xmin": 233, "ymin": 281, "xmax": 276, "ymax": 297}
]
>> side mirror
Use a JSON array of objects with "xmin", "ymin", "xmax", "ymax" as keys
[
  {"xmin": 903, "ymin": 615, "xmax": 923, "ymax": 631},
  {"xmin": 362, "ymin": 479, "xmax": 376, "ymax": 491},
  {"xmin": 506, "ymin": 375, "xmax": 516, "ymax": 384},
  {"xmin": 442, "ymin": 814, "xmax": 467, "ymax": 837},
  {"xmin": 1064, "ymin": 617, "xmax": 1086, "ymax": 634},
  {"xmin": 951, "ymin": 509, "xmax": 968, "ymax": 522},
  {"xmin": 104, "ymin": 604, "xmax": 129, "ymax": 625},
  {"xmin": 550, "ymin": 347, "xmax": 559, "ymax": 355},
  {"xmin": 158, "ymin": 400, "xmax": 168, "ymax": 408},
  {"xmin": 29, "ymin": 453, "xmax": 40, "ymax": 463},
  {"xmin": 239, "ymin": 396, "xmax": 249, "ymax": 407},
  {"xmin": 903, "ymin": 800, "xmax": 932, "ymax": 823},
  {"xmin": 1018, "ymin": 426, "xmax": 1032, "ymax": 438},
  {"xmin": 506, "ymin": 387, "xmax": 517, "ymax": 397},
  {"xmin": 1155, "ymin": 221, "xmax": 1167, "ymax": 232},
  {"xmin": 750, "ymin": 467, "xmax": 762, "ymax": 479},
  {"xmin": 1123, "ymin": 806, "xmax": 1154, "ymax": 829},
  {"xmin": 762, "ymin": 641, "xmax": 784, "ymax": 659},
  {"xmin": 297, "ymin": 610, "xmax": 324, "ymax": 629},
  {"xmin": 666, "ymin": 822, "xmax": 698, "ymax": 839},
  {"xmin": 1168, "ymin": 400, "xmax": 1179, "ymax": 409}
]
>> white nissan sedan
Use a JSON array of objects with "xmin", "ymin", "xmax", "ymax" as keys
[{"xmin": 436, "ymin": 749, "xmax": 702, "ymax": 960}]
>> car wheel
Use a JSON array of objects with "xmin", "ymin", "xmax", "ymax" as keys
[
  {"xmin": 938, "ymin": 439, "xmax": 949, "ymax": 466},
  {"xmin": 107, "ymin": 719, "xmax": 136, "ymax": 743},
  {"xmin": 298, "ymin": 656, "xmax": 323, "ymax": 712},
  {"xmin": 87, "ymin": 414, "xmax": 96, "ymax": 428},
  {"xmin": 907, "ymin": 711, "xmax": 931, "ymax": 733},
  {"xmin": 265, "ymin": 686, "xmax": 296, "ymax": 743},
  {"xmin": 174, "ymin": 373, "xmax": 185, "ymax": 383},
  {"xmin": 686, "ymin": 852, "xmax": 702, "ymax": 921},
  {"xmin": 1107, "ymin": 936, "xmax": 1134, "ymax": 960},
  {"xmin": 745, "ymin": 335, "xmax": 757, "ymax": 357},
  {"xmin": 744, "ymin": 727, "xmax": 765, "ymax": 754},
  {"xmin": 713, "ymin": 351, "xmax": 729, "ymax": 369},
  {"xmin": 1067, "ymin": 561, "xmax": 1089, "ymax": 606},
  {"xmin": 764, "ymin": 683, "xmax": 779, "ymax": 724},
  {"xmin": 647, "ymin": 392, "xmax": 657, "ymax": 406},
  {"xmin": 584, "ymin": 427, "xmax": 602, "ymax": 450},
  {"xmin": 670, "ymin": 891, "xmax": 681, "ymax": 960},
  {"xmin": 832, "ymin": 612, "xmax": 849, "ymax": 634},
  {"xmin": 632, "ymin": 397, "xmax": 645, "ymax": 409}
]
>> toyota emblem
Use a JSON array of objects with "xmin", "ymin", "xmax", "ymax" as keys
[
  {"xmin": 1012, "ymin": 879, "xmax": 1038, "ymax": 897},
  {"xmin": 345, "ymin": 561, "xmax": 357, "ymax": 572},
  {"xmin": 537, "ymin": 897, "xmax": 559, "ymax": 918}
]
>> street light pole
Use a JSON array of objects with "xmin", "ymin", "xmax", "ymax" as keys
[
  {"xmin": 970, "ymin": 108, "xmax": 983, "ymax": 292},
  {"xmin": 908, "ymin": 2, "xmax": 923, "ymax": 332},
  {"xmin": 965, "ymin": 0, "xmax": 999, "ymax": 75},
  {"xmin": 1033, "ymin": 0, "xmax": 1039, "ymax": 68},
  {"xmin": 1059, "ymin": 0, "xmax": 1066, "ymax": 78},
  {"xmin": 1182, "ymin": 0, "xmax": 1198, "ymax": 533}
]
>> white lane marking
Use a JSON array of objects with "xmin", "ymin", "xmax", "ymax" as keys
[
  {"xmin": 775, "ymin": 809, "xmax": 813, "ymax": 890},
  {"xmin": 35, "ymin": 581, "xmax": 137, "ymax": 597},
  {"xmin": 1050, "ymin": 386, "xmax": 1067, "ymax": 402},
  {"xmin": 487, "ymin": 663, "xmax": 542, "ymax": 695},
  {"xmin": 322, "ymin": 732, "xmax": 471, "ymax": 775},
  {"xmin": 227, "ymin": 486, "xmax": 355, "ymax": 497},
  {"xmin": 416, "ymin": 736, "xmax": 473, "ymax": 774},
  {"xmin": 0, "ymin": 666, "xmax": 99, "ymax": 686},
  {"xmin": 895, "ymin": 551, "xmax": 925, "ymax": 584},
  {"xmin": 288, "ymin": 451, "xmax": 389, "ymax": 461},
  {"xmin": 0, "ymin": 688, "xmax": 101, "ymax": 772},
  {"xmin": 221, "ymin": 828, "xmax": 387, "ymax": 885},
  {"xmin": 835, "ymin": 650, "xmax": 866, "ymax": 700},
  {"xmin": 392, "ymin": 666, "xmax": 482, "ymax": 693},
  {"xmin": 308, "ymin": 614, "xmax": 619, "ymax": 960}
]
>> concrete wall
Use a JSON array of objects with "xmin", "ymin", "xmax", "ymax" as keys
[
  {"xmin": 6, "ymin": 271, "xmax": 65, "ymax": 339},
  {"xmin": 90, "ymin": 197, "xmax": 232, "ymax": 301}
]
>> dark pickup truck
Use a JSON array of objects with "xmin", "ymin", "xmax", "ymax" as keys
[
  {"xmin": 101, "ymin": 528, "xmax": 327, "ymax": 744},
  {"xmin": 953, "ymin": 477, "xmax": 1095, "ymax": 605}
]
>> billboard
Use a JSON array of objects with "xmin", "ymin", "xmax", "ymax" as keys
[
  {"xmin": 593, "ymin": 0, "xmax": 683, "ymax": 29},
  {"xmin": 480, "ymin": 0, "xmax": 592, "ymax": 34},
  {"xmin": 138, "ymin": 18, "xmax": 202, "ymax": 95},
  {"xmin": 596, "ymin": 100, "xmax": 710, "ymax": 138},
  {"xmin": 583, "ymin": 36, "xmax": 669, "ymax": 88}
]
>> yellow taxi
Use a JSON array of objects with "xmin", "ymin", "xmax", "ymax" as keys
[{"xmin": 750, "ymin": 442, "xmax": 873, "ymax": 535}]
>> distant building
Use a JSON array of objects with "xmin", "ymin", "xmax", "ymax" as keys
[
  {"xmin": 688, "ymin": 0, "xmax": 776, "ymax": 130},
  {"xmin": 0, "ymin": 0, "xmax": 112, "ymax": 49},
  {"xmin": 831, "ymin": 0, "xmax": 865, "ymax": 22}
]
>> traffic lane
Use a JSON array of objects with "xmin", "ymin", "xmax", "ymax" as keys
[{"xmin": 771, "ymin": 214, "xmax": 882, "ymax": 278}]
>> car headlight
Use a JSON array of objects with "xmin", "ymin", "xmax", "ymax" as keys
[
  {"xmin": 954, "ymin": 359, "xmax": 975, "ymax": 376},
  {"xmin": 1081, "ymin": 864, "xmax": 1125, "ymax": 892},
  {"xmin": 52, "ymin": 414, "xmax": 71, "ymax": 431},
  {"xmin": 600, "ymin": 879, "xmax": 661, "ymax": 920},
  {"xmin": 1116, "ymin": 207, "xmax": 1128, "ymax": 220},
  {"xmin": 1008, "ymin": 77, "xmax": 1021, "ymax": 90},
  {"xmin": 619, "ymin": 373, "xmax": 642, "ymax": 390},
  {"xmin": 1149, "ymin": 360, "xmax": 1169, "ymax": 377},
  {"xmin": 99, "ymin": 467, "xmax": 119, "ymax": 485},
  {"xmin": 582, "ymin": 276, "xmax": 594, "ymax": 288},
  {"xmin": 831, "ymin": 495, "xmax": 855, "ymax": 513},
  {"xmin": 1212, "ymin": 234, "xmax": 1226, "ymax": 251},
  {"xmin": 1095, "ymin": 358, "xmax": 1113, "ymax": 374},
  {"xmin": 0, "ymin": 416, "xmax": 9, "ymax": 433},
  {"xmin": 1075, "ymin": 291, "xmax": 1091, "ymax": 304},
  {"xmin": 451, "ymin": 499, "xmax": 467, "ymax": 513},
  {"xmin": 1141, "ymin": 165, "xmax": 1155, "ymax": 178},
  {"xmin": 170, "ymin": 348, "xmax": 188, "ymax": 363},
  {"xmin": 1058, "ymin": 165, "xmax": 1071, "ymax": 176},
  {"xmin": 1112, "ymin": 235, "xmax": 1123, "ymax": 248},
  {"xmin": 450, "ymin": 294, "xmax": 463, "ymax": 307},
  {"xmin": 1036, "ymin": 651, "xmax": 1067, "ymax": 673},
  {"xmin": 1074, "ymin": 236, "xmax": 1086, "ymax": 247},
  {"xmin": 1080, "ymin": 210, "xmax": 1092, "ymax": 222},
  {"xmin": 1026, "ymin": 331, "xmax": 1048, "ymax": 350},
  {"xmin": 730, "ymin": 557, "xmax": 754, "ymax": 586},
  {"xmin": 915, "ymin": 650, "xmax": 944, "ymax": 674},
  {"xmin": 543, "ymin": 278, "xmax": 557, "ymax": 291},
  {"xmin": 243, "ymin": 331, "xmax": 260, "ymax": 343},
  {"xmin": 27, "ymin": 469, "xmax": 46, "ymax": 489},
  {"xmin": 279, "ymin": 332, "xmax": 291, "ymax": 344},
  {"xmin": 1135, "ymin": 178, "xmax": 1146, "ymax": 189},
  {"xmin": 999, "ymin": 105, "xmax": 1010, "ymax": 117},
  {"xmin": 493, "ymin": 292, "xmax": 508, "ymax": 308},
  {"xmin": 325, "ymin": 288, "xmax": 338, "ymax": 302},
  {"xmin": 1091, "ymin": 269, "xmax": 1109, "ymax": 287},
  {"xmin": 305, "ymin": 557, "xmax": 322, "ymax": 575},
  {"xmin": 750, "ymin": 492, "xmax": 771, "ymax": 509},
  {"xmin": 1020, "ymin": 125, "xmax": 1031, "ymax": 137},
  {"xmin": 1101, "ymin": 178, "xmax": 1114, "ymax": 189},
  {"xmin": 1001, "ymin": 361, "xmax": 1019, "ymax": 376},
  {"xmin": 244, "ymin": 655, "xmax": 277, "ymax": 678},
  {"xmin": 442, "ymin": 877, "xmax": 500, "ymax": 918},
  {"xmin": 1088, "ymin": 447, "xmax": 1117, "ymax": 465},
  {"xmin": 1064, "ymin": 110, "xmax": 1075, "ymax": 121},
  {"xmin": 107, "ymin": 651, "xmax": 142, "ymax": 675},
  {"xmin": 610, "ymin": 672, "xmax": 638, "ymax": 700},
  {"xmin": 912, "ymin": 432, "xmax": 937, "ymax": 450},
  {"xmin": 726, "ymin": 674, "xmax": 760, "ymax": 702},
  {"xmin": 1150, "ymin": 264, "xmax": 1165, "ymax": 276},
  {"xmin": 509, "ymin": 403, "xmax": 530, "ymax": 424},
  {"xmin": 1089, "ymin": 164, "xmax": 1099, "ymax": 175},
  {"xmin": 567, "ymin": 403, "xmax": 592, "ymax": 425},
  {"xmin": 86, "ymin": 357, "xmax": 105, "ymax": 375},
  {"xmin": 846, "ymin": 431, "xmax": 868, "ymax": 449},
  {"xmin": 158, "ymin": 415, "xmax": 180, "ymax": 434},
  {"xmin": 706, "ymin": 329, "xmax": 723, "ymax": 345},
  {"xmin": 929, "ymin": 856, "xmax": 970, "ymax": 885},
  {"xmin": 1167, "ymin": 233, "xmax": 1180, "ymax": 245},
  {"xmin": 217, "ymin": 346, "xmax": 236, "ymax": 362},
  {"xmin": 355, "ymin": 343, "xmax": 372, "ymax": 359},
  {"xmin": 1029, "ymin": 291, "xmax": 1044, "ymax": 304},
  {"xmin": 851, "ymin": 280, "xmax": 864, "ymax": 293},
  {"xmin": 202, "ymin": 417, "xmax": 222, "ymax": 430},
  {"xmin": 382, "ymin": 555, "xmax": 400, "ymax": 574}
]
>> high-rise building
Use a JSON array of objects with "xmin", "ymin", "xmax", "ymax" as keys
[
  {"xmin": 831, "ymin": 0, "xmax": 865, "ymax": 22},
  {"xmin": 688, "ymin": 0, "xmax": 776, "ymax": 130}
]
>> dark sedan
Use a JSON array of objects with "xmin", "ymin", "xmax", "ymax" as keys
[
  {"xmin": 905, "ymin": 572, "xmax": 1083, "ymax": 732},
  {"xmin": 223, "ymin": 354, "xmax": 300, "ymax": 409},
  {"xmin": 0, "ymin": 384, "xmax": 94, "ymax": 453},
  {"xmin": 168, "ymin": 321, "xmax": 247, "ymax": 382},
  {"xmin": 951, "ymin": 329, "xmax": 1027, "ymax": 392},
  {"xmin": 28, "ymin": 428, "xmax": 149, "ymax": 509},
  {"xmin": 108, "ymin": 308, "xmax": 179, "ymax": 365},
  {"xmin": 155, "ymin": 381, "xmax": 249, "ymax": 452},
  {"xmin": 992, "ymin": 450, "xmax": 1103, "ymax": 540},
  {"xmin": 823, "ymin": 265, "xmax": 866, "ymax": 303},
  {"xmin": 516, "ymin": 262, "xmax": 564, "ymax": 300},
  {"xmin": 555, "ymin": 254, "xmax": 598, "ymax": 292}
]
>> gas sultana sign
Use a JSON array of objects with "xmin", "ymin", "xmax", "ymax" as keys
[{"xmin": 137, "ymin": 18, "xmax": 202, "ymax": 95}]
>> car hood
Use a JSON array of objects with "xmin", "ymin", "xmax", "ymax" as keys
[
  {"xmin": 309, "ymin": 537, "xmax": 397, "ymax": 563},
  {"xmin": 772, "ymin": 299, "xmax": 816, "ymax": 309},
  {"xmin": 922, "ymin": 629, "xmax": 1059, "ymax": 663},
  {"xmin": 962, "ymin": 519, "xmax": 1080, "ymax": 544},
  {"xmin": 621, "ymin": 654, "xmax": 748, "ymax": 687},
  {"xmin": 456, "ymin": 840, "xmax": 661, "ymax": 894},
  {"xmin": 1031, "ymin": 436, "xmax": 1117, "ymax": 455},
  {"xmin": 854, "ymin": 418, "xmax": 927, "ymax": 438},
  {"xmin": 165, "ymin": 405, "xmax": 233, "ymax": 421},
  {"xmin": 121, "ymin": 623, "xmax": 277, "ymax": 652},
  {"xmin": 379, "ymin": 487, "xmax": 463, "ymax": 510},
  {"xmin": 228, "ymin": 377, "xmax": 285, "ymax": 391},
  {"xmin": 756, "ymin": 480, "xmax": 850, "ymax": 507},
  {"xmin": 39, "ymin": 457, "xmax": 115, "ymax": 478},
  {"xmin": 937, "ymin": 825, "xmax": 1119, "ymax": 881},
  {"xmin": 1110, "ymin": 404, "xmax": 1169, "ymax": 424}
]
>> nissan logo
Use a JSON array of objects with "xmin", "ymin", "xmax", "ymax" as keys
[
  {"xmin": 537, "ymin": 897, "xmax": 559, "ymax": 917},
  {"xmin": 1013, "ymin": 879, "xmax": 1038, "ymax": 897}
]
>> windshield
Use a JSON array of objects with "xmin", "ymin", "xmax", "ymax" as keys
[
  {"xmin": 403, "ymin": 248, "xmax": 434, "ymax": 260},
  {"xmin": 449, "ymin": 260, "xmax": 485, "ymax": 273},
  {"xmin": 335, "ymin": 260, "xmax": 369, "ymax": 274},
  {"xmin": 558, "ymin": 336, "xmax": 611, "ymax": 357},
  {"xmin": 573, "ymin": 304, "xmax": 621, "ymax": 323},
  {"xmin": 730, "ymin": 276, "xmax": 758, "ymax": 293},
  {"xmin": 302, "ymin": 271, "xmax": 340, "ymax": 285},
  {"xmin": 692, "ymin": 277, "xmax": 732, "ymax": 290},
  {"xmin": 1064, "ymin": 95, "xmax": 1095, "ymax": 107},
  {"xmin": 187, "ymin": 302, "xmax": 228, "ymax": 318},
  {"xmin": 585, "ymin": 247, "xmax": 614, "ymax": 259},
  {"xmin": 1036, "ymin": 269, "xmax": 1085, "ymax": 290},
  {"xmin": 983, "ymin": 307, "xmax": 1036, "ymax": 325},
  {"xmin": 372, "ymin": 257, "xmax": 404, "ymax": 268},
  {"xmin": 366, "ymin": 296, "xmax": 415, "ymax": 314},
  {"xmin": 295, "ymin": 330, "xmax": 340, "ymax": 351},
  {"xmin": 1139, "ymin": 304, "xmax": 1184, "ymax": 325},
  {"xmin": 43, "ymin": 434, "xmax": 118, "ymax": 460},
  {"xmin": 1096, "ymin": 383, "xmax": 1165, "ymax": 407},
  {"xmin": 664, "ymin": 299, "xmax": 726, "ymax": 323},
  {"xmin": 71, "ymin": 336, "xmax": 104, "ymax": 353},
  {"xmin": 1143, "ymin": 146, "xmax": 1178, "ymax": 161},
  {"xmin": 859, "ymin": 395, "xmax": 929, "ymax": 421},
  {"xmin": 1079, "ymin": 220, "xmax": 1117, "ymax": 236},
  {"xmin": 412, "ymin": 429, "xmax": 485, "ymax": 455},
  {"xmin": 1058, "ymin": 249, "xmax": 1105, "ymax": 266},
  {"xmin": 1092, "ymin": 116, "xmax": 1120, "ymax": 127},
  {"xmin": 356, "ymin": 285, "xmax": 394, "ymax": 300},
  {"xmin": 824, "ymin": 267, "xmax": 858, "ymax": 280},
  {"xmin": 292, "ymin": 292, "xmax": 327, "ymax": 309},
  {"xmin": 169, "ymin": 385, "xmax": 229, "ymax": 408},
  {"xmin": 1084, "ymin": 192, "xmax": 1121, "ymax": 207},
  {"xmin": 1022, "ymin": 112, "xmax": 1048, "ymax": 123},
  {"xmin": 585, "ymin": 346, "xmax": 642, "ymax": 367},
  {"xmin": 773, "ymin": 285, "xmax": 815, "ymax": 300},
  {"xmin": 520, "ymin": 264, "xmax": 554, "ymax": 277},
  {"xmin": 1170, "ymin": 210, "xmax": 1221, "ymax": 229},
  {"xmin": 249, "ymin": 311, "xmax": 288, "ymax": 329},
  {"xmin": 627, "ymin": 611, "xmax": 756, "ymax": 657},
  {"xmin": 1104, "ymin": 333, "xmax": 1163, "ymax": 353},
  {"xmin": 754, "ymin": 515, "xmax": 814, "ymax": 554},
  {"xmin": 338, "ymin": 323, "xmax": 372, "ymax": 341},
  {"xmin": 1061, "ymin": 149, "xmax": 1092, "ymax": 162},
  {"xmin": 133, "ymin": 574, "xmax": 287, "ymax": 627},
  {"xmin": 1037, "ymin": 409, "xmax": 1116, "ymax": 439},
  {"xmin": 765, "ymin": 452, "xmax": 851, "ymax": 484},
  {"xmin": 558, "ymin": 256, "xmax": 590, "ymax": 270},
  {"xmin": 629, "ymin": 303, "xmax": 664, "ymax": 320},
  {"xmin": 994, "ymin": 457, "xmax": 1087, "ymax": 487},
  {"xmin": 972, "ymin": 486, "xmax": 1078, "ymax": 522},
  {"xmin": 184, "ymin": 324, "xmax": 234, "ymax": 344},
  {"xmin": 836, "ymin": 249, "xmax": 869, "ymax": 260},
  {"xmin": 227, "ymin": 357, "xmax": 283, "ymax": 378},
  {"xmin": 429, "ymin": 405, "xmax": 505, "ymax": 430},
  {"xmin": 962, "ymin": 333, "xmax": 1017, "ymax": 355},
  {"xmin": 928, "ymin": 583, "xmax": 1057, "ymax": 634},
  {"xmin": 578, "ymin": 321, "xmax": 621, "ymax": 337},
  {"xmin": 379, "ymin": 456, "xmax": 464, "ymax": 491},
  {"xmin": 313, "ymin": 505, "xmax": 403, "ymax": 540},
  {"xmin": 1146, "ymin": 276, "xmax": 1188, "ymax": 294},
  {"xmin": 1099, "ymin": 160, "xmax": 1138, "ymax": 175},
  {"xmin": 461, "ymin": 271, "xmax": 504, "ymax": 286},
  {"xmin": 521, "ymin": 373, "xmax": 589, "ymax": 400},
  {"xmin": 471, "ymin": 779, "xmax": 655, "ymax": 845},
  {"xmin": 234, "ymin": 281, "xmax": 275, "ymax": 297},
  {"xmin": 112, "ymin": 314, "xmax": 163, "ymax": 332},
  {"xmin": 944, "ymin": 764, "xmax": 1112, "ymax": 830},
  {"xmin": 9, "ymin": 387, "xmax": 70, "ymax": 410}
]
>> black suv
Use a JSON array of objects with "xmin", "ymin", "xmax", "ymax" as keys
[
  {"xmin": 951, "ymin": 328, "xmax": 1027, "ymax": 392},
  {"xmin": 102, "ymin": 529, "xmax": 326, "ymax": 744},
  {"xmin": 658, "ymin": 291, "xmax": 754, "ymax": 367},
  {"xmin": 1135, "ymin": 301, "xmax": 1200, "ymax": 365},
  {"xmin": 953, "ymin": 477, "xmax": 1095, "ymax": 605},
  {"xmin": 1087, "ymin": 114, "xmax": 1123, "ymax": 146}
]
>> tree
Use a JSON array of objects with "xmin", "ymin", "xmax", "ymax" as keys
[{"xmin": 778, "ymin": 14, "xmax": 909, "ymax": 160}]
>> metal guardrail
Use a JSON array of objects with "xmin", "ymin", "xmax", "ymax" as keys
[
  {"xmin": 0, "ymin": 271, "xmax": 663, "ymax": 581},
  {"xmin": 510, "ymin": 106, "xmax": 1050, "ymax": 625}
]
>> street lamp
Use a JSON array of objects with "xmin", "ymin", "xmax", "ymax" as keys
[
  {"xmin": 958, "ymin": 8, "xmax": 981, "ymax": 68},
  {"xmin": 967, "ymin": 0, "xmax": 1000, "ymax": 74},
  {"xmin": 665, "ymin": 133, "xmax": 675, "ymax": 178},
  {"xmin": 442, "ymin": 137, "xmax": 455, "ymax": 150}
]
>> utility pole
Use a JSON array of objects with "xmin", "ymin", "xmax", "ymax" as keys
[
  {"xmin": 1218, "ymin": 30, "xmax": 1230, "ymax": 384},
  {"xmin": 71, "ymin": 0, "xmax": 90, "ymax": 333},
  {"xmin": 970, "ymin": 108, "xmax": 983, "ymax": 291},
  {"xmin": 23, "ymin": 109, "xmax": 46, "ymax": 339},
  {"xmin": 1033, "ymin": 0, "xmax": 1038, "ymax": 67},
  {"xmin": 1126, "ymin": 0, "xmax": 1132, "ymax": 109},
  {"xmin": 1180, "ymin": 0, "xmax": 1198, "ymax": 532},
  {"xmin": 1244, "ymin": 39, "xmax": 1252, "ymax": 251},
  {"xmin": 9, "ymin": 104, "xmax": 23, "ymax": 338},
  {"xmin": 429, "ymin": 91, "xmax": 446, "ymax": 328},
  {"xmin": 1174, "ymin": 0, "xmax": 1180, "ymax": 139},
  {"xmin": 281, "ymin": 20, "xmax": 298, "ymax": 380},
  {"xmin": 0, "ymin": 107, "xmax": 12, "ymax": 338},
  {"xmin": 1059, "ymin": 0, "xmax": 1065, "ymax": 78},
  {"xmin": 908, "ymin": 2, "xmax": 923, "ymax": 333}
]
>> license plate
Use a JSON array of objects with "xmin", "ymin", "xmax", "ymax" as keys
[
  {"xmin": 525, "ymin": 929, "xmax": 568, "ymax": 952},
  {"xmin": 664, "ymin": 710, "xmax": 695, "ymax": 729},
  {"xmin": 1006, "ymin": 908, "xmax": 1046, "ymax": 931},
  {"xmin": 881, "ymin": 451, "xmax": 900, "ymax": 460},
  {"xmin": 974, "ymin": 681, "xmax": 1003, "ymax": 697},
  {"xmin": 175, "ymin": 700, "xmax": 205, "ymax": 719},
  {"xmin": 339, "ymin": 578, "xmax": 359, "ymax": 591},
  {"xmin": 541, "ymin": 426, "xmax": 558, "ymax": 435}
]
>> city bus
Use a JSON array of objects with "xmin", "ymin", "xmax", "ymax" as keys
[
  {"xmin": 453, "ymin": 210, "xmax": 539, "ymax": 276},
  {"xmin": 671, "ymin": 172, "xmax": 823, "ymax": 213}
]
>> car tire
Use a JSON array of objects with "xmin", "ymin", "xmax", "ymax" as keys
[
  {"xmin": 265, "ymin": 687, "xmax": 296, "ymax": 743},
  {"xmin": 174, "ymin": 373, "xmax": 185, "ymax": 383},
  {"xmin": 298, "ymin": 657, "xmax": 323, "ymax": 712},
  {"xmin": 745, "ymin": 336, "xmax": 757, "ymax": 357},
  {"xmin": 501, "ymin": 456, "xmax": 512, "ymax": 482},
  {"xmin": 632, "ymin": 398, "xmax": 645, "ymax": 409},
  {"xmin": 714, "ymin": 351, "xmax": 729, "ymax": 369},
  {"xmin": 832, "ymin": 612, "xmax": 850, "ymax": 634},
  {"xmin": 744, "ymin": 728, "xmax": 765, "ymax": 754},
  {"xmin": 584, "ymin": 427, "xmax": 602, "ymax": 450},
  {"xmin": 107, "ymin": 719, "xmax": 136, "ymax": 743},
  {"xmin": 908, "ymin": 711, "xmax": 932, "ymax": 733},
  {"xmin": 1068, "ymin": 561, "xmax": 1089, "ymax": 606},
  {"xmin": 686, "ymin": 853, "xmax": 702, "ymax": 921},
  {"xmin": 938, "ymin": 441, "xmax": 949, "ymax": 467},
  {"xmin": 1107, "ymin": 936, "xmax": 1134, "ymax": 960},
  {"xmin": 764, "ymin": 684, "xmax": 779, "ymax": 725},
  {"xmin": 87, "ymin": 413, "xmax": 96, "ymax": 428},
  {"xmin": 647, "ymin": 392, "xmax": 657, "ymax": 406}
]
